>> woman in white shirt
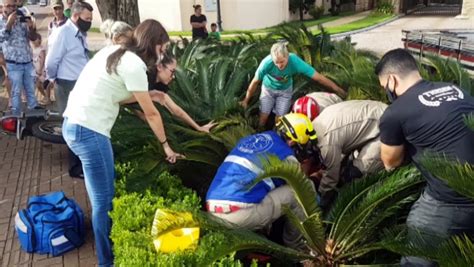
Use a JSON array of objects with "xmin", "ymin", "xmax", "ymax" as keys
[{"xmin": 62, "ymin": 19, "xmax": 181, "ymax": 266}]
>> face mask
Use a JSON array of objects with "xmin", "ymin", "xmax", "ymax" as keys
[
  {"xmin": 77, "ymin": 17, "xmax": 91, "ymax": 32},
  {"xmin": 385, "ymin": 77, "xmax": 398, "ymax": 103}
]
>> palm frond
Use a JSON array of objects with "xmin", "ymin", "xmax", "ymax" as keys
[
  {"xmin": 381, "ymin": 227, "xmax": 474, "ymax": 267},
  {"xmin": 419, "ymin": 153, "xmax": 474, "ymax": 199},
  {"xmin": 252, "ymin": 156, "xmax": 320, "ymax": 218},
  {"xmin": 199, "ymin": 230, "xmax": 312, "ymax": 266},
  {"xmin": 465, "ymin": 113, "xmax": 474, "ymax": 131},
  {"xmin": 151, "ymin": 209, "xmax": 198, "ymax": 237},
  {"xmin": 437, "ymin": 235, "xmax": 474, "ymax": 267},
  {"xmin": 301, "ymin": 212, "xmax": 326, "ymax": 255},
  {"xmin": 282, "ymin": 205, "xmax": 319, "ymax": 252},
  {"xmin": 330, "ymin": 167, "xmax": 423, "ymax": 255}
]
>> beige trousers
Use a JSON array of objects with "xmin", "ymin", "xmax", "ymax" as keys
[{"xmin": 211, "ymin": 185, "xmax": 306, "ymax": 249}]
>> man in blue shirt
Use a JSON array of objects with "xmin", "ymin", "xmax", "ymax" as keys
[
  {"xmin": 206, "ymin": 113, "xmax": 322, "ymax": 249},
  {"xmin": 46, "ymin": 1, "xmax": 93, "ymax": 179},
  {"xmin": 0, "ymin": 0, "xmax": 38, "ymax": 115}
]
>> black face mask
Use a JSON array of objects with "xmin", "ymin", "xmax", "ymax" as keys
[
  {"xmin": 385, "ymin": 78, "xmax": 398, "ymax": 103},
  {"xmin": 77, "ymin": 17, "xmax": 91, "ymax": 32}
]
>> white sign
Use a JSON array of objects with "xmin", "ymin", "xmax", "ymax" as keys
[{"xmin": 205, "ymin": 0, "xmax": 217, "ymax": 12}]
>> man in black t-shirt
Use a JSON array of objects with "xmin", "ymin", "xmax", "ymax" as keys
[
  {"xmin": 376, "ymin": 49, "xmax": 474, "ymax": 267},
  {"xmin": 190, "ymin": 4, "xmax": 207, "ymax": 40}
]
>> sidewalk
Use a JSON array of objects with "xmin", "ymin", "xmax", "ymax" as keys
[
  {"xmin": 0, "ymin": 90, "xmax": 97, "ymax": 266},
  {"xmin": 308, "ymin": 10, "xmax": 372, "ymax": 30}
]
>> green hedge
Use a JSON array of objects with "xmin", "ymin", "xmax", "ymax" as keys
[{"xmin": 111, "ymin": 169, "xmax": 258, "ymax": 266}]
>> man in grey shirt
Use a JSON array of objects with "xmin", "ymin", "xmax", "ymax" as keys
[{"xmin": 46, "ymin": 1, "xmax": 93, "ymax": 178}]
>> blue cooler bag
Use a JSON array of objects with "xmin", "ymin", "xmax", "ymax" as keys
[{"xmin": 15, "ymin": 191, "xmax": 85, "ymax": 256}]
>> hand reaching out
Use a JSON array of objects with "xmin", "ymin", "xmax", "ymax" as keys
[
  {"xmin": 198, "ymin": 120, "xmax": 217, "ymax": 133},
  {"xmin": 163, "ymin": 144, "xmax": 185, "ymax": 164}
]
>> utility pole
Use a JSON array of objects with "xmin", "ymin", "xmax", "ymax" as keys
[{"xmin": 217, "ymin": 0, "xmax": 223, "ymax": 31}]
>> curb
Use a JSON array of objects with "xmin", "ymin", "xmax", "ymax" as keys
[{"xmin": 330, "ymin": 15, "xmax": 402, "ymax": 39}]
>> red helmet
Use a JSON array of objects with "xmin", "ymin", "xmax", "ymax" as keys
[{"xmin": 292, "ymin": 96, "xmax": 320, "ymax": 121}]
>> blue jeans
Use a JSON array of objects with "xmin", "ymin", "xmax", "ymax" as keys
[
  {"xmin": 6, "ymin": 62, "xmax": 37, "ymax": 115},
  {"xmin": 62, "ymin": 118, "xmax": 114, "ymax": 266},
  {"xmin": 401, "ymin": 191, "xmax": 474, "ymax": 266}
]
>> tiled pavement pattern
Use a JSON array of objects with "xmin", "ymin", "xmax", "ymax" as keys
[{"xmin": 0, "ymin": 92, "xmax": 97, "ymax": 266}]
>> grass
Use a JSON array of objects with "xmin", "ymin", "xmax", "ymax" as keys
[
  {"xmin": 89, "ymin": 27, "xmax": 101, "ymax": 33},
  {"xmin": 168, "ymin": 11, "xmax": 355, "ymax": 37},
  {"xmin": 217, "ymin": 12, "xmax": 396, "ymax": 42},
  {"xmin": 317, "ymin": 13, "xmax": 396, "ymax": 35}
]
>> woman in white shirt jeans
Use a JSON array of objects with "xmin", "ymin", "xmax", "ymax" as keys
[{"xmin": 62, "ymin": 19, "xmax": 182, "ymax": 267}]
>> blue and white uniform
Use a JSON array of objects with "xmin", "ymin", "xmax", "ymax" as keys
[{"xmin": 206, "ymin": 131, "xmax": 294, "ymax": 204}]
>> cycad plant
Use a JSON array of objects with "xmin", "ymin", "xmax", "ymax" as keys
[
  {"xmin": 155, "ymin": 157, "xmax": 423, "ymax": 266},
  {"xmin": 419, "ymin": 55, "xmax": 473, "ymax": 95},
  {"xmin": 112, "ymin": 107, "xmax": 254, "ymax": 196},
  {"xmin": 323, "ymin": 40, "xmax": 387, "ymax": 102},
  {"xmin": 270, "ymin": 24, "xmax": 333, "ymax": 70},
  {"xmin": 169, "ymin": 57, "xmax": 252, "ymax": 122}
]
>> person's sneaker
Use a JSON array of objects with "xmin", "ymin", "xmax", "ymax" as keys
[{"xmin": 70, "ymin": 173, "xmax": 84, "ymax": 179}]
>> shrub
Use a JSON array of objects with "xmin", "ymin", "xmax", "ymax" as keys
[
  {"xmin": 377, "ymin": 0, "xmax": 394, "ymax": 14},
  {"xmin": 111, "ymin": 171, "xmax": 264, "ymax": 266},
  {"xmin": 308, "ymin": 5, "xmax": 325, "ymax": 20}
]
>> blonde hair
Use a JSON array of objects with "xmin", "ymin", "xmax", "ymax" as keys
[
  {"xmin": 100, "ymin": 19, "xmax": 133, "ymax": 45},
  {"xmin": 270, "ymin": 42, "xmax": 289, "ymax": 60}
]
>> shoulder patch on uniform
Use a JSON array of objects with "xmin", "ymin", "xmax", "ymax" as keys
[
  {"xmin": 418, "ymin": 85, "xmax": 464, "ymax": 107},
  {"xmin": 237, "ymin": 133, "xmax": 274, "ymax": 154}
]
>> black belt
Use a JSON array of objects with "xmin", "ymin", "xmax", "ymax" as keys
[{"xmin": 6, "ymin": 60, "xmax": 32, "ymax": 65}]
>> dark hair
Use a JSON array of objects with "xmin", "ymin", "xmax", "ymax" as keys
[
  {"xmin": 31, "ymin": 32, "xmax": 42, "ymax": 42},
  {"xmin": 71, "ymin": 1, "xmax": 93, "ymax": 14},
  {"xmin": 375, "ymin": 48, "xmax": 419, "ymax": 77},
  {"xmin": 193, "ymin": 4, "xmax": 201, "ymax": 10},
  {"xmin": 106, "ymin": 19, "xmax": 170, "ymax": 74},
  {"xmin": 211, "ymin": 23, "xmax": 217, "ymax": 27},
  {"xmin": 159, "ymin": 52, "xmax": 176, "ymax": 67}
]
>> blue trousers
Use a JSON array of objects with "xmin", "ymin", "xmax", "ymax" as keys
[
  {"xmin": 62, "ymin": 118, "xmax": 114, "ymax": 266},
  {"xmin": 7, "ymin": 62, "xmax": 37, "ymax": 115},
  {"xmin": 401, "ymin": 191, "xmax": 474, "ymax": 266}
]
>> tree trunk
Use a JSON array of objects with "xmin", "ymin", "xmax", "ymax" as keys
[
  {"xmin": 96, "ymin": 0, "xmax": 141, "ymax": 27},
  {"xmin": 299, "ymin": 4, "xmax": 304, "ymax": 20}
]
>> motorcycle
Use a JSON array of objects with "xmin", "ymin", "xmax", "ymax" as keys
[{"xmin": 0, "ymin": 108, "xmax": 65, "ymax": 144}]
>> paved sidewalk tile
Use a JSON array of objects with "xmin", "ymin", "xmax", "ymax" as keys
[{"xmin": 0, "ymin": 93, "xmax": 97, "ymax": 266}]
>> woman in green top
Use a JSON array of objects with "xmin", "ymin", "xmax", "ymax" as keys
[{"xmin": 240, "ymin": 42, "xmax": 346, "ymax": 128}]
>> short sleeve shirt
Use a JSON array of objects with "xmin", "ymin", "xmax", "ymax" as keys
[
  {"xmin": 306, "ymin": 92, "xmax": 343, "ymax": 114},
  {"xmin": 379, "ymin": 80, "xmax": 474, "ymax": 203},
  {"xmin": 63, "ymin": 45, "xmax": 148, "ymax": 138},
  {"xmin": 256, "ymin": 53, "xmax": 316, "ymax": 90},
  {"xmin": 190, "ymin": 14, "xmax": 207, "ymax": 39}
]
